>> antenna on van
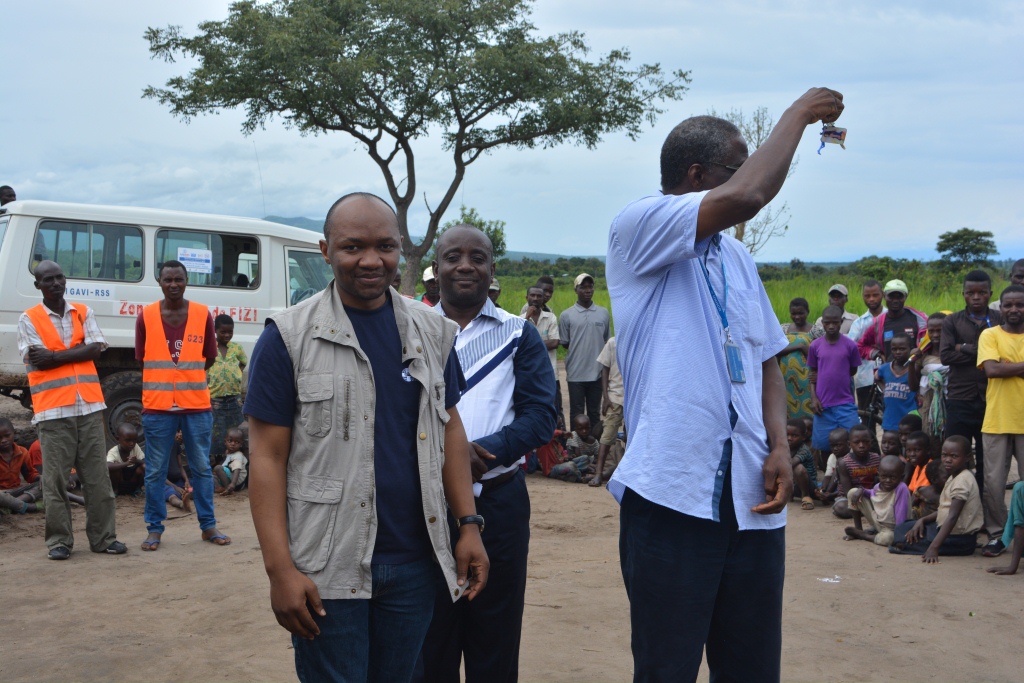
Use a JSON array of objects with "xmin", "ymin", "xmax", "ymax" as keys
[{"xmin": 253, "ymin": 140, "xmax": 267, "ymax": 217}]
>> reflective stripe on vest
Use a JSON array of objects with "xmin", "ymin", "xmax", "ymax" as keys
[
  {"xmin": 141, "ymin": 301, "xmax": 212, "ymax": 410},
  {"xmin": 24, "ymin": 303, "xmax": 105, "ymax": 414}
]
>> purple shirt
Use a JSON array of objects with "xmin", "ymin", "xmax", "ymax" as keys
[{"xmin": 808, "ymin": 334, "xmax": 861, "ymax": 408}]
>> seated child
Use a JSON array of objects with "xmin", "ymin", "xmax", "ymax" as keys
[
  {"xmin": 891, "ymin": 435, "xmax": 982, "ymax": 561},
  {"xmin": 876, "ymin": 333, "xmax": 920, "ymax": 432},
  {"xmin": 912, "ymin": 459, "xmax": 946, "ymax": 519},
  {"xmin": 880, "ymin": 430, "xmax": 902, "ymax": 459},
  {"xmin": 844, "ymin": 455, "xmax": 911, "ymax": 545},
  {"xmin": 903, "ymin": 431, "xmax": 931, "ymax": 491},
  {"xmin": 787, "ymin": 419, "xmax": 818, "ymax": 510},
  {"xmin": 163, "ymin": 439, "xmax": 192, "ymax": 511},
  {"xmin": 897, "ymin": 413, "xmax": 923, "ymax": 455},
  {"xmin": 0, "ymin": 418, "xmax": 41, "ymax": 514},
  {"xmin": 106, "ymin": 423, "xmax": 146, "ymax": 496},
  {"xmin": 832, "ymin": 423, "xmax": 881, "ymax": 519},
  {"xmin": 215, "ymin": 428, "xmax": 248, "ymax": 495},
  {"xmin": 986, "ymin": 481, "xmax": 1024, "ymax": 574},
  {"xmin": 815, "ymin": 427, "xmax": 849, "ymax": 505},
  {"xmin": 549, "ymin": 416, "xmax": 598, "ymax": 483}
]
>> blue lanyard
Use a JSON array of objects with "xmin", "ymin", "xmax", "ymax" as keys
[
  {"xmin": 698, "ymin": 241, "xmax": 729, "ymax": 334},
  {"xmin": 967, "ymin": 312, "xmax": 991, "ymax": 328}
]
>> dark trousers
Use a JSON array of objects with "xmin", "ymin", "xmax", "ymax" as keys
[
  {"xmin": 855, "ymin": 385, "xmax": 874, "ymax": 412},
  {"xmin": 568, "ymin": 379, "xmax": 603, "ymax": 435},
  {"xmin": 890, "ymin": 520, "xmax": 978, "ymax": 556},
  {"xmin": 945, "ymin": 399, "xmax": 986, "ymax": 497},
  {"xmin": 619, "ymin": 476, "xmax": 785, "ymax": 683},
  {"xmin": 554, "ymin": 380, "xmax": 565, "ymax": 430},
  {"xmin": 417, "ymin": 471, "xmax": 530, "ymax": 683}
]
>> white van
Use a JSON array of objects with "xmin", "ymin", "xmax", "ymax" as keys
[{"xmin": 0, "ymin": 200, "xmax": 333, "ymax": 440}]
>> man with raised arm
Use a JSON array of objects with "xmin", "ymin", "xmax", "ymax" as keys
[{"xmin": 606, "ymin": 88, "xmax": 844, "ymax": 683}]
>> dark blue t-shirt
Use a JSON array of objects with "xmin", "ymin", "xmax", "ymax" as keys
[{"xmin": 244, "ymin": 294, "xmax": 464, "ymax": 565}]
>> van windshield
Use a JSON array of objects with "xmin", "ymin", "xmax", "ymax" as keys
[{"xmin": 288, "ymin": 249, "xmax": 333, "ymax": 306}]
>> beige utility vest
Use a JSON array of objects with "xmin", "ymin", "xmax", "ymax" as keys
[{"xmin": 271, "ymin": 285, "xmax": 461, "ymax": 600}]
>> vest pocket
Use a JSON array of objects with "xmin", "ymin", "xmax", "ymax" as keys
[
  {"xmin": 297, "ymin": 372, "xmax": 334, "ymax": 437},
  {"xmin": 286, "ymin": 476, "xmax": 344, "ymax": 573}
]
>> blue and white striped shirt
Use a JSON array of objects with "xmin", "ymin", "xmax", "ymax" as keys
[
  {"xmin": 435, "ymin": 298, "xmax": 556, "ymax": 495},
  {"xmin": 606, "ymin": 191, "xmax": 789, "ymax": 530}
]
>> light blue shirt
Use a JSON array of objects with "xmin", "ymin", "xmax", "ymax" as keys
[{"xmin": 605, "ymin": 191, "xmax": 789, "ymax": 531}]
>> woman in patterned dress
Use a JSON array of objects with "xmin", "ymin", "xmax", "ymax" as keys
[{"xmin": 778, "ymin": 297, "xmax": 823, "ymax": 419}]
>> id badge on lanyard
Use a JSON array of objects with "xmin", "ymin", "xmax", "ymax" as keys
[{"xmin": 700, "ymin": 243, "xmax": 745, "ymax": 383}]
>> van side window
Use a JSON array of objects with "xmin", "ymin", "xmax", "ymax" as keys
[
  {"xmin": 287, "ymin": 249, "xmax": 332, "ymax": 306},
  {"xmin": 33, "ymin": 220, "xmax": 143, "ymax": 281},
  {"xmin": 156, "ymin": 229, "xmax": 260, "ymax": 289}
]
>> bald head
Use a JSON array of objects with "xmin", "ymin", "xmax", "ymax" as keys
[
  {"xmin": 434, "ymin": 224, "xmax": 494, "ymax": 311},
  {"xmin": 323, "ymin": 192, "xmax": 398, "ymax": 242},
  {"xmin": 436, "ymin": 224, "xmax": 492, "ymax": 258},
  {"xmin": 33, "ymin": 260, "xmax": 63, "ymax": 282}
]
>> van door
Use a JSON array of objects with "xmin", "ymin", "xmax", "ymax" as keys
[{"xmin": 286, "ymin": 249, "xmax": 333, "ymax": 306}]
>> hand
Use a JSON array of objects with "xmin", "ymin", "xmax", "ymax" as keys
[
  {"xmin": 468, "ymin": 442, "xmax": 497, "ymax": 483},
  {"xmin": 752, "ymin": 445, "xmax": 794, "ymax": 515},
  {"xmin": 986, "ymin": 565, "xmax": 1018, "ymax": 576},
  {"xmin": 601, "ymin": 397, "xmax": 611, "ymax": 416},
  {"xmin": 810, "ymin": 395, "xmax": 823, "ymax": 416},
  {"xmin": 453, "ymin": 526, "xmax": 489, "ymax": 600},
  {"xmin": 905, "ymin": 521, "xmax": 925, "ymax": 544},
  {"xmin": 268, "ymin": 567, "xmax": 326, "ymax": 640},
  {"xmin": 174, "ymin": 485, "xmax": 185, "ymax": 497},
  {"xmin": 525, "ymin": 305, "xmax": 539, "ymax": 319},
  {"xmin": 922, "ymin": 547, "xmax": 939, "ymax": 564},
  {"xmin": 27, "ymin": 346, "xmax": 56, "ymax": 367},
  {"xmin": 791, "ymin": 87, "xmax": 844, "ymax": 125}
]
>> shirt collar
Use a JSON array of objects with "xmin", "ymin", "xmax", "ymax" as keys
[{"xmin": 434, "ymin": 296, "xmax": 501, "ymax": 324}]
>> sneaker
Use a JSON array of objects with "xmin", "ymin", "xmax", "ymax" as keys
[
  {"xmin": 48, "ymin": 545, "xmax": 71, "ymax": 560},
  {"xmin": 94, "ymin": 540, "xmax": 128, "ymax": 555},
  {"xmin": 982, "ymin": 539, "xmax": 1006, "ymax": 557}
]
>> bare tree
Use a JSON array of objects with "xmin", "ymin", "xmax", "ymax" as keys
[{"xmin": 708, "ymin": 107, "xmax": 797, "ymax": 255}]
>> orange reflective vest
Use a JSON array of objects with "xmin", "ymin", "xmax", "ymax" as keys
[
  {"xmin": 141, "ymin": 301, "xmax": 212, "ymax": 411},
  {"xmin": 24, "ymin": 303, "xmax": 105, "ymax": 414}
]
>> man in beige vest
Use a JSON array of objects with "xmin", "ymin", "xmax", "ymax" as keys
[{"xmin": 246, "ymin": 192, "xmax": 488, "ymax": 683}]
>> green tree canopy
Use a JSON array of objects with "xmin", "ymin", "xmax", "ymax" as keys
[
  {"xmin": 936, "ymin": 227, "xmax": 998, "ymax": 269},
  {"xmin": 144, "ymin": 0, "xmax": 690, "ymax": 294}
]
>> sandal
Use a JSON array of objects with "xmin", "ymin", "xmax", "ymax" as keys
[
  {"xmin": 140, "ymin": 538, "xmax": 161, "ymax": 551},
  {"xmin": 800, "ymin": 496, "xmax": 815, "ymax": 511}
]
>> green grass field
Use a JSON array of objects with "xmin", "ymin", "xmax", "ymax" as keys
[{"xmin": 488, "ymin": 274, "xmax": 1008, "ymax": 330}]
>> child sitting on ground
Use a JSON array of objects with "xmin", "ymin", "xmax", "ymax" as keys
[
  {"xmin": 892, "ymin": 435, "xmax": 982, "ymax": 561},
  {"xmin": 880, "ymin": 430, "xmax": 902, "ymax": 459},
  {"xmin": 833, "ymin": 424, "xmax": 881, "ymax": 519},
  {"xmin": 876, "ymin": 333, "xmax": 920, "ymax": 432},
  {"xmin": 787, "ymin": 419, "xmax": 818, "ymax": 510},
  {"xmin": 912, "ymin": 459, "xmax": 946, "ymax": 519},
  {"xmin": 986, "ymin": 481, "xmax": 1024, "ymax": 574},
  {"xmin": 106, "ymin": 423, "xmax": 146, "ymax": 496},
  {"xmin": 214, "ymin": 428, "xmax": 248, "ymax": 495},
  {"xmin": 164, "ymin": 442, "xmax": 192, "ymax": 512},
  {"xmin": 897, "ymin": 413, "xmax": 923, "ymax": 456},
  {"xmin": 844, "ymin": 455, "xmax": 911, "ymax": 545},
  {"xmin": 815, "ymin": 427, "xmax": 849, "ymax": 505},
  {"xmin": 0, "ymin": 418, "xmax": 41, "ymax": 514},
  {"xmin": 548, "ymin": 416, "xmax": 598, "ymax": 483},
  {"xmin": 903, "ymin": 431, "xmax": 932, "ymax": 491}
]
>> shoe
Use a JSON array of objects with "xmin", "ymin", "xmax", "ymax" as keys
[
  {"xmin": 48, "ymin": 546, "xmax": 71, "ymax": 560},
  {"xmin": 982, "ymin": 539, "xmax": 1006, "ymax": 557},
  {"xmin": 94, "ymin": 540, "xmax": 128, "ymax": 555}
]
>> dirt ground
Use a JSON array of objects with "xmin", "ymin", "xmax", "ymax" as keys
[{"xmin": 1, "ymin": 469, "xmax": 1022, "ymax": 683}]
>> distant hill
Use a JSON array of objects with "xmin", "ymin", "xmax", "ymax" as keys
[{"xmin": 503, "ymin": 250, "xmax": 605, "ymax": 263}]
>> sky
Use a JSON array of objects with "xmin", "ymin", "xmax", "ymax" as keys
[{"xmin": 2, "ymin": 1, "xmax": 1022, "ymax": 262}]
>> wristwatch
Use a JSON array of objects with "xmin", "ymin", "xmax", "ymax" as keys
[{"xmin": 456, "ymin": 514, "xmax": 485, "ymax": 534}]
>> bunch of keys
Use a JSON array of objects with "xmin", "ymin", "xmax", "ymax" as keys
[{"xmin": 817, "ymin": 124, "xmax": 847, "ymax": 154}]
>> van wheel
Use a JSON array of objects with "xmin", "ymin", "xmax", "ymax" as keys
[{"xmin": 102, "ymin": 371, "xmax": 144, "ymax": 446}]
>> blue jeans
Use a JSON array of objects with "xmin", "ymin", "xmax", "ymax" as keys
[
  {"xmin": 812, "ymin": 402, "xmax": 860, "ymax": 450},
  {"xmin": 294, "ymin": 558, "xmax": 439, "ymax": 683},
  {"xmin": 620, "ymin": 470, "xmax": 785, "ymax": 683},
  {"xmin": 143, "ymin": 411, "xmax": 216, "ymax": 534}
]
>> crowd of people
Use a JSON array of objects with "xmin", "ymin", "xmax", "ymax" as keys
[
  {"xmin": 3, "ymin": 86, "xmax": 1023, "ymax": 683},
  {"xmin": 772, "ymin": 266, "xmax": 1024, "ymax": 572}
]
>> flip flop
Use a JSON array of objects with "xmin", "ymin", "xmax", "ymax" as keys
[
  {"xmin": 141, "ymin": 539, "xmax": 161, "ymax": 551},
  {"xmin": 800, "ymin": 496, "xmax": 815, "ymax": 511},
  {"xmin": 203, "ymin": 534, "xmax": 231, "ymax": 546}
]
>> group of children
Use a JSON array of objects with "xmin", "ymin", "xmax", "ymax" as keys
[{"xmin": 786, "ymin": 406, "xmax": 1023, "ymax": 571}]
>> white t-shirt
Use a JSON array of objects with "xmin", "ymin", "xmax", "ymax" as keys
[
  {"xmin": 106, "ymin": 444, "xmax": 145, "ymax": 464},
  {"xmin": 223, "ymin": 451, "xmax": 248, "ymax": 472}
]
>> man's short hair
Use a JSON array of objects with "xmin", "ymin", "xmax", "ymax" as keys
[
  {"xmin": 849, "ymin": 423, "xmax": 872, "ymax": 437},
  {"xmin": 963, "ymin": 269, "xmax": 991, "ymax": 287},
  {"xmin": 322, "ymin": 192, "xmax": 396, "ymax": 239},
  {"xmin": 0, "ymin": 185, "xmax": 12, "ymax": 193},
  {"xmin": 927, "ymin": 311, "xmax": 947, "ymax": 322},
  {"xmin": 536, "ymin": 275, "xmax": 554, "ymax": 287},
  {"xmin": 898, "ymin": 413, "xmax": 923, "ymax": 432},
  {"xmin": 659, "ymin": 116, "xmax": 741, "ymax": 192},
  {"xmin": 0, "ymin": 417, "xmax": 13, "ymax": 432},
  {"xmin": 214, "ymin": 314, "xmax": 234, "ymax": 328},
  {"xmin": 158, "ymin": 259, "xmax": 188, "ymax": 277},
  {"xmin": 863, "ymin": 279, "xmax": 881, "ymax": 290},
  {"xmin": 1001, "ymin": 284, "xmax": 1024, "ymax": 301},
  {"xmin": 822, "ymin": 305, "xmax": 843, "ymax": 319},
  {"xmin": 789, "ymin": 297, "xmax": 809, "ymax": 311}
]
